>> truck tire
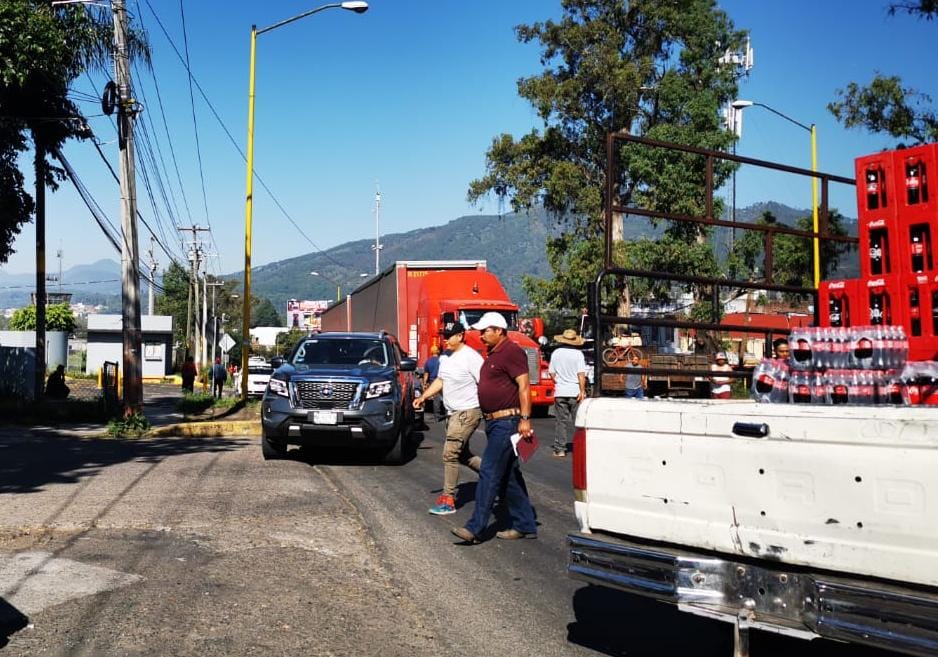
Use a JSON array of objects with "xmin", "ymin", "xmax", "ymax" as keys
[
  {"xmin": 382, "ymin": 429, "xmax": 405, "ymax": 464},
  {"xmin": 261, "ymin": 432, "xmax": 287, "ymax": 460}
]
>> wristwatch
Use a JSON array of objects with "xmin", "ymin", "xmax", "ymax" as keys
[{"xmin": 520, "ymin": 414, "xmax": 530, "ymax": 420}]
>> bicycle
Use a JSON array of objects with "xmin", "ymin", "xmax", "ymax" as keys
[{"xmin": 602, "ymin": 342, "xmax": 644, "ymax": 366}]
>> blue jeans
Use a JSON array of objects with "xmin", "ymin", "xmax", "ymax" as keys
[
  {"xmin": 624, "ymin": 387, "xmax": 644, "ymax": 399},
  {"xmin": 465, "ymin": 417, "xmax": 537, "ymax": 536}
]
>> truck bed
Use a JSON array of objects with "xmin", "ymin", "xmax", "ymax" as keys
[{"xmin": 575, "ymin": 398, "xmax": 938, "ymax": 588}]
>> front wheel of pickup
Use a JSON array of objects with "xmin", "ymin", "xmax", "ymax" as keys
[{"xmin": 261, "ymin": 432, "xmax": 287, "ymax": 460}]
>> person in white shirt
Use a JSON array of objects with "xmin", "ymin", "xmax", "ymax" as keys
[
  {"xmin": 413, "ymin": 321, "xmax": 484, "ymax": 515},
  {"xmin": 710, "ymin": 352, "xmax": 733, "ymax": 399},
  {"xmin": 548, "ymin": 329, "xmax": 588, "ymax": 457}
]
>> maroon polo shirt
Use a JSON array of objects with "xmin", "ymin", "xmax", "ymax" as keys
[{"xmin": 478, "ymin": 338, "xmax": 529, "ymax": 414}]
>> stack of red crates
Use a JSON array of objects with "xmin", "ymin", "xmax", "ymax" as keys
[{"xmin": 817, "ymin": 143, "xmax": 938, "ymax": 361}]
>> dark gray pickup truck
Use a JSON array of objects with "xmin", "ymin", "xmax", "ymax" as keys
[{"xmin": 260, "ymin": 331, "xmax": 419, "ymax": 463}]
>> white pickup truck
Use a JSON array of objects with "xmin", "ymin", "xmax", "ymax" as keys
[{"xmin": 568, "ymin": 398, "xmax": 938, "ymax": 656}]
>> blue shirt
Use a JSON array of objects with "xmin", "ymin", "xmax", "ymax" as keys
[{"xmin": 424, "ymin": 355, "xmax": 440, "ymax": 384}]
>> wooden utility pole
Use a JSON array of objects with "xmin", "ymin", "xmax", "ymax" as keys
[
  {"xmin": 178, "ymin": 225, "xmax": 209, "ymax": 364},
  {"xmin": 113, "ymin": 0, "xmax": 143, "ymax": 413},
  {"xmin": 34, "ymin": 142, "xmax": 46, "ymax": 400},
  {"xmin": 147, "ymin": 236, "xmax": 157, "ymax": 315}
]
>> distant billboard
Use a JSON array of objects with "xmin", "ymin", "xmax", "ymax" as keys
[{"xmin": 286, "ymin": 299, "xmax": 330, "ymax": 331}]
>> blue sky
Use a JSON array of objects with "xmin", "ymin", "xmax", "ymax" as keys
[{"xmin": 2, "ymin": 0, "xmax": 936, "ymax": 281}]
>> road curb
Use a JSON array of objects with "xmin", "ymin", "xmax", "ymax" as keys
[{"xmin": 148, "ymin": 420, "xmax": 260, "ymax": 438}]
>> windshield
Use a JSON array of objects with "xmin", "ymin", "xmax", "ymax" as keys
[
  {"xmin": 457, "ymin": 309, "xmax": 517, "ymax": 331},
  {"xmin": 291, "ymin": 338, "xmax": 389, "ymax": 369},
  {"xmin": 248, "ymin": 366, "xmax": 272, "ymax": 375}
]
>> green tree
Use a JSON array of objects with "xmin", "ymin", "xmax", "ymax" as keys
[
  {"xmin": 0, "ymin": 2, "xmax": 147, "ymax": 263},
  {"xmin": 727, "ymin": 210, "xmax": 849, "ymax": 295},
  {"xmin": 154, "ymin": 261, "xmax": 191, "ymax": 350},
  {"xmin": 468, "ymin": 0, "xmax": 744, "ymax": 312},
  {"xmin": 276, "ymin": 329, "xmax": 307, "ymax": 357},
  {"xmin": 9, "ymin": 303, "xmax": 76, "ymax": 332},
  {"xmin": 252, "ymin": 297, "xmax": 284, "ymax": 328},
  {"xmin": 828, "ymin": 3, "xmax": 938, "ymax": 142}
]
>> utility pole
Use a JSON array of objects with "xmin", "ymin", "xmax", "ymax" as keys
[
  {"xmin": 113, "ymin": 0, "xmax": 143, "ymax": 413},
  {"xmin": 372, "ymin": 182, "xmax": 382, "ymax": 275},
  {"xmin": 147, "ymin": 237, "xmax": 157, "ymax": 315},
  {"xmin": 34, "ymin": 142, "xmax": 46, "ymax": 401},
  {"xmin": 207, "ymin": 280, "xmax": 225, "ymax": 362},
  {"xmin": 178, "ymin": 225, "xmax": 209, "ymax": 362}
]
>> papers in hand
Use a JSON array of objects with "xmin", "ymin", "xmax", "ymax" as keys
[{"xmin": 510, "ymin": 432, "xmax": 539, "ymax": 464}]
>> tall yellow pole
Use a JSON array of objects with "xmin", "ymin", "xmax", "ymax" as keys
[
  {"xmin": 811, "ymin": 124, "xmax": 820, "ymax": 288},
  {"xmin": 241, "ymin": 26, "xmax": 257, "ymax": 401}
]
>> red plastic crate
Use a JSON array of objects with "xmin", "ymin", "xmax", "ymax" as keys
[
  {"xmin": 899, "ymin": 273, "xmax": 938, "ymax": 361},
  {"xmin": 858, "ymin": 276, "xmax": 900, "ymax": 327},
  {"xmin": 859, "ymin": 217, "xmax": 901, "ymax": 278},
  {"xmin": 855, "ymin": 152, "xmax": 898, "ymax": 221},
  {"xmin": 818, "ymin": 279, "xmax": 860, "ymax": 328},
  {"xmin": 894, "ymin": 144, "xmax": 938, "ymax": 222},
  {"xmin": 897, "ymin": 216, "xmax": 938, "ymax": 276}
]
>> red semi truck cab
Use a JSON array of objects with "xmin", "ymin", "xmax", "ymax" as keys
[
  {"xmin": 319, "ymin": 261, "xmax": 554, "ymax": 414},
  {"xmin": 417, "ymin": 270, "xmax": 554, "ymax": 414}
]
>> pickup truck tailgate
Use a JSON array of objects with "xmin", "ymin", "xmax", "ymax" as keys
[{"xmin": 576, "ymin": 398, "xmax": 938, "ymax": 587}]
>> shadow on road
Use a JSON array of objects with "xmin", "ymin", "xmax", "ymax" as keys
[
  {"xmin": 567, "ymin": 585, "xmax": 731, "ymax": 657},
  {"xmin": 0, "ymin": 432, "xmax": 249, "ymax": 495},
  {"xmin": 0, "ymin": 597, "xmax": 28, "ymax": 649},
  {"xmin": 287, "ymin": 431, "xmax": 425, "ymax": 467}
]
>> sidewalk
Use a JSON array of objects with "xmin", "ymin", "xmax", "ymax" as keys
[{"xmin": 1, "ymin": 384, "xmax": 259, "ymax": 439}]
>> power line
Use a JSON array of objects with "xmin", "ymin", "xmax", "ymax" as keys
[
  {"xmin": 177, "ymin": 0, "xmax": 216, "ymax": 260},
  {"xmin": 140, "ymin": 0, "xmax": 348, "ymax": 274},
  {"xmin": 52, "ymin": 149, "xmax": 167, "ymax": 295}
]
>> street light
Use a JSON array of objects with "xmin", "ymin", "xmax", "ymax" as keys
[
  {"xmin": 311, "ymin": 271, "xmax": 367, "ymax": 301},
  {"xmin": 241, "ymin": 1, "xmax": 369, "ymax": 400},
  {"xmin": 731, "ymin": 99, "xmax": 820, "ymax": 288}
]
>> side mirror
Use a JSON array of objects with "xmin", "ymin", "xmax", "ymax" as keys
[
  {"xmin": 270, "ymin": 356, "xmax": 284, "ymax": 369},
  {"xmin": 400, "ymin": 358, "xmax": 417, "ymax": 372}
]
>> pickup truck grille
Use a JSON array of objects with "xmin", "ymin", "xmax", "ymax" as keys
[
  {"xmin": 523, "ymin": 347, "xmax": 540, "ymax": 381},
  {"xmin": 293, "ymin": 380, "xmax": 360, "ymax": 409}
]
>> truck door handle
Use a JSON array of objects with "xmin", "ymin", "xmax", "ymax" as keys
[{"xmin": 732, "ymin": 422, "xmax": 769, "ymax": 438}]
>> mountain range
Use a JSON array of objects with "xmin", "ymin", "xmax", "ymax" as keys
[{"xmin": 0, "ymin": 202, "xmax": 859, "ymax": 311}]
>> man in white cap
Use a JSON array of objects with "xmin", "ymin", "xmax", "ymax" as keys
[
  {"xmin": 548, "ymin": 328, "xmax": 587, "ymax": 457},
  {"xmin": 413, "ymin": 320, "xmax": 483, "ymax": 515},
  {"xmin": 710, "ymin": 352, "xmax": 733, "ymax": 399},
  {"xmin": 451, "ymin": 311, "xmax": 537, "ymax": 544}
]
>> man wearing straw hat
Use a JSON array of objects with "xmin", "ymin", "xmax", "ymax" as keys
[{"xmin": 548, "ymin": 328, "xmax": 588, "ymax": 458}]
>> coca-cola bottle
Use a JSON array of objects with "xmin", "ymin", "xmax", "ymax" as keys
[
  {"xmin": 811, "ymin": 370, "xmax": 827, "ymax": 404},
  {"xmin": 853, "ymin": 326, "xmax": 874, "ymax": 370},
  {"xmin": 832, "ymin": 327, "xmax": 850, "ymax": 369},
  {"xmin": 751, "ymin": 358, "xmax": 789, "ymax": 403},
  {"xmin": 813, "ymin": 327, "xmax": 831, "ymax": 370},
  {"xmin": 790, "ymin": 329, "xmax": 813, "ymax": 371},
  {"xmin": 828, "ymin": 370, "xmax": 850, "ymax": 405},
  {"xmin": 790, "ymin": 371, "xmax": 812, "ymax": 404},
  {"xmin": 895, "ymin": 326, "xmax": 909, "ymax": 369},
  {"xmin": 907, "ymin": 161, "xmax": 923, "ymax": 205},
  {"xmin": 877, "ymin": 370, "xmax": 903, "ymax": 405},
  {"xmin": 866, "ymin": 167, "xmax": 882, "ymax": 210}
]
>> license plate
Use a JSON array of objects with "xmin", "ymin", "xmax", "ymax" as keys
[{"xmin": 311, "ymin": 411, "xmax": 337, "ymax": 425}]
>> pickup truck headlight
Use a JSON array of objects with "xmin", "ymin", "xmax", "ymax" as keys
[
  {"xmin": 365, "ymin": 380, "xmax": 393, "ymax": 399},
  {"xmin": 268, "ymin": 378, "xmax": 289, "ymax": 398}
]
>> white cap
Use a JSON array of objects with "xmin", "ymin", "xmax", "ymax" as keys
[
  {"xmin": 715, "ymin": 352, "xmax": 727, "ymax": 360},
  {"xmin": 471, "ymin": 312, "xmax": 508, "ymax": 331}
]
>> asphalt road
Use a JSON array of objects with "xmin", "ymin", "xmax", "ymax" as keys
[{"xmin": 0, "ymin": 415, "xmax": 908, "ymax": 657}]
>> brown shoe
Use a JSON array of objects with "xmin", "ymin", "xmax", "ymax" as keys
[
  {"xmin": 451, "ymin": 527, "xmax": 480, "ymax": 544},
  {"xmin": 496, "ymin": 528, "xmax": 537, "ymax": 540},
  {"xmin": 552, "ymin": 450, "xmax": 566, "ymax": 458}
]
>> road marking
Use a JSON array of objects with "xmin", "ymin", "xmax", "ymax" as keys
[{"xmin": 0, "ymin": 551, "xmax": 142, "ymax": 615}]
